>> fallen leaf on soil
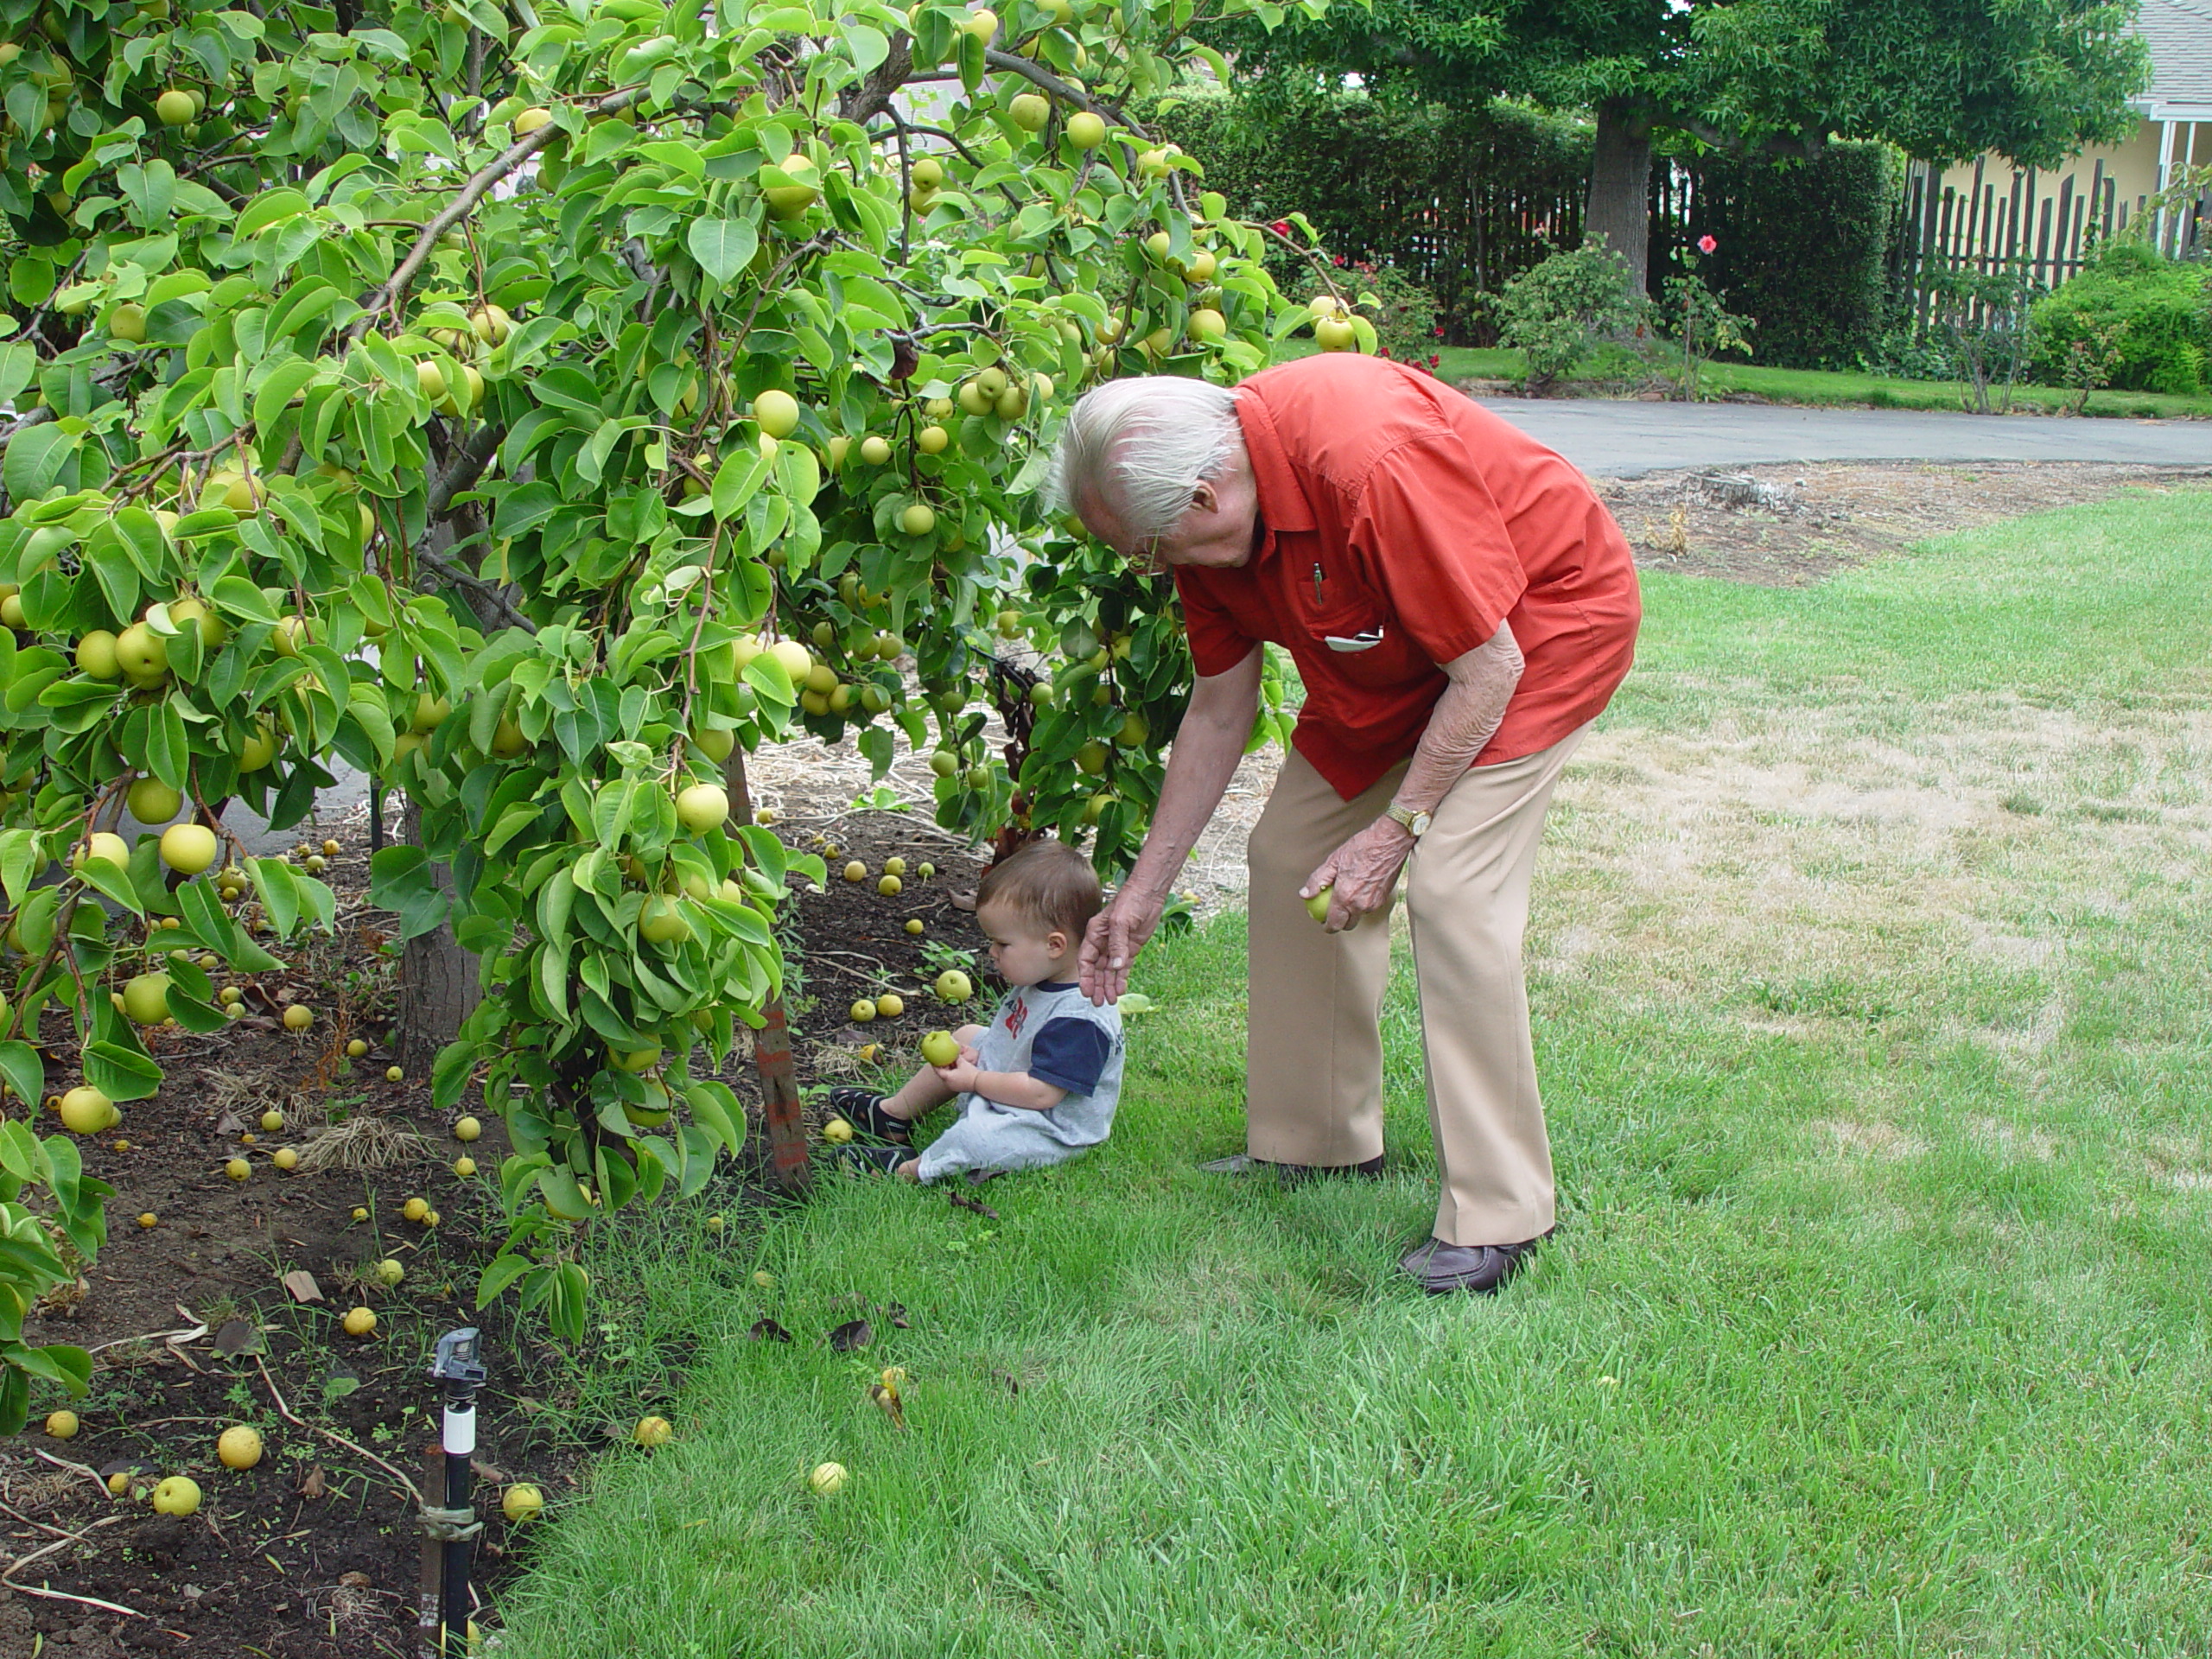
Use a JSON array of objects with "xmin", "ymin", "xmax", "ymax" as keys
[
  {"xmin": 297, "ymin": 1465, "xmax": 326, "ymax": 1499},
  {"xmin": 213, "ymin": 1318, "xmax": 264, "ymax": 1357},
  {"xmin": 826, "ymin": 1319, "xmax": 873, "ymax": 1352},
  {"xmin": 748, "ymin": 1319, "xmax": 793, "ymax": 1343},
  {"xmin": 469, "ymin": 1459, "xmax": 507, "ymax": 1484},
  {"xmin": 338, "ymin": 1571, "xmax": 372, "ymax": 1588},
  {"xmin": 281, "ymin": 1269, "xmax": 323, "ymax": 1303}
]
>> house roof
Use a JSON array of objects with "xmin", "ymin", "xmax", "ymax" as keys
[{"xmin": 2137, "ymin": 0, "xmax": 2212, "ymax": 111}]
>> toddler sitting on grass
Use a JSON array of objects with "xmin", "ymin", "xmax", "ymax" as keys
[{"xmin": 829, "ymin": 837, "xmax": 1123, "ymax": 1182}]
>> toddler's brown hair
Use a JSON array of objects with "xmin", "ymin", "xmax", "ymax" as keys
[{"xmin": 974, "ymin": 837, "xmax": 1103, "ymax": 941}]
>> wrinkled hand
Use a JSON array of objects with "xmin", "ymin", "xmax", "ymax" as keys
[
  {"xmin": 1304, "ymin": 818, "xmax": 1415, "ymax": 933},
  {"xmin": 1079, "ymin": 887, "xmax": 1164, "ymax": 1005},
  {"xmin": 931, "ymin": 1044, "xmax": 983, "ymax": 1094}
]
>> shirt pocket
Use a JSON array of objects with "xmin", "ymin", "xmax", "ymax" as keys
[
  {"xmin": 1290, "ymin": 548, "xmax": 1385, "ymax": 642},
  {"xmin": 1289, "ymin": 552, "xmax": 1430, "ymax": 693}
]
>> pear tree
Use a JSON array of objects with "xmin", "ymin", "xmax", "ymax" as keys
[{"xmin": 0, "ymin": 0, "xmax": 1328, "ymax": 1363}]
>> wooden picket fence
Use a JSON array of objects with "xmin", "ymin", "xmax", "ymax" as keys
[{"xmin": 1890, "ymin": 156, "xmax": 2209, "ymax": 319}]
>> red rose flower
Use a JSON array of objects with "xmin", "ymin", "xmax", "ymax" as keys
[{"xmin": 1697, "ymin": 234, "xmax": 1718, "ymax": 254}]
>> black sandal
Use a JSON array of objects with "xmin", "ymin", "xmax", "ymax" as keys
[
  {"xmin": 833, "ymin": 1143, "xmax": 907, "ymax": 1175},
  {"xmin": 824, "ymin": 1087, "xmax": 912, "ymax": 1147}
]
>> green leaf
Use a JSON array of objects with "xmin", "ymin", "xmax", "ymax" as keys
[
  {"xmin": 75, "ymin": 859, "xmax": 144, "ymax": 916},
  {"xmin": 252, "ymin": 359, "xmax": 321, "ymax": 437},
  {"xmin": 477, "ymin": 1251, "xmax": 536, "ymax": 1307},
  {"xmin": 370, "ymin": 845, "xmax": 450, "ymax": 941},
  {"xmin": 687, "ymin": 218, "xmax": 760, "ymax": 285},
  {"xmin": 83, "ymin": 1040, "xmax": 164, "ymax": 1102},
  {"xmin": 710, "ymin": 449, "xmax": 768, "ymax": 520},
  {"xmin": 210, "ymin": 575, "xmax": 281, "ymax": 624},
  {"xmin": 236, "ymin": 188, "xmax": 311, "ymax": 238},
  {"xmin": 2, "ymin": 423, "xmax": 79, "ymax": 502},
  {"xmin": 246, "ymin": 856, "xmax": 301, "ymax": 936},
  {"xmin": 0, "ymin": 1046, "xmax": 35, "ymax": 1114},
  {"xmin": 144, "ymin": 699, "xmax": 189, "ymax": 791},
  {"xmin": 8, "ymin": 1340, "xmax": 92, "ymax": 1396},
  {"xmin": 684, "ymin": 1079, "xmax": 747, "ymax": 1160},
  {"xmin": 0, "ymin": 1122, "xmax": 45, "ymax": 1183}
]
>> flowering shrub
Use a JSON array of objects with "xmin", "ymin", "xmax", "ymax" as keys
[{"xmin": 1662, "ymin": 238, "xmax": 1755, "ymax": 399}]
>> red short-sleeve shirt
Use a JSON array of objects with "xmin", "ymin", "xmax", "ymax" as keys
[{"xmin": 1175, "ymin": 355, "xmax": 1642, "ymax": 799}]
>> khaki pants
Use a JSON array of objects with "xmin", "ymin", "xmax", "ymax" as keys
[{"xmin": 1243, "ymin": 725, "xmax": 1587, "ymax": 1247}]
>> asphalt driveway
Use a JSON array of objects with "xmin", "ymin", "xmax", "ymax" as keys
[{"xmin": 1478, "ymin": 398, "xmax": 2212, "ymax": 477}]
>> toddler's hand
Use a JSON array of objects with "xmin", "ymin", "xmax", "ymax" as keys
[{"xmin": 932, "ymin": 1045, "xmax": 982, "ymax": 1093}]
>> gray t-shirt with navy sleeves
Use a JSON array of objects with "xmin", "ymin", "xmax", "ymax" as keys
[{"xmin": 912, "ymin": 980, "xmax": 1124, "ymax": 1181}]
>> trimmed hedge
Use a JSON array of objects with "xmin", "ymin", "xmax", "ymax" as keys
[
  {"xmin": 1159, "ymin": 89, "xmax": 1909, "ymax": 369},
  {"xmin": 1147, "ymin": 89, "xmax": 1592, "ymax": 342},
  {"xmin": 1662, "ymin": 142, "xmax": 1905, "ymax": 371},
  {"xmin": 2029, "ymin": 242, "xmax": 2212, "ymax": 394}
]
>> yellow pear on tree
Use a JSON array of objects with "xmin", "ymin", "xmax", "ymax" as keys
[
  {"xmin": 75, "ymin": 630, "xmax": 120, "ymax": 679},
  {"xmin": 73, "ymin": 832, "xmax": 129, "ymax": 873},
  {"xmin": 753, "ymin": 389, "xmax": 801, "ymax": 437},
  {"xmin": 160, "ymin": 822, "xmax": 218, "ymax": 874},
  {"xmin": 675, "ymin": 784, "xmax": 729, "ymax": 833},
  {"xmin": 127, "ymin": 776, "xmax": 182, "ymax": 823}
]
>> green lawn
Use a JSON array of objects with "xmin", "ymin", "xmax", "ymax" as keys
[
  {"xmin": 1300, "ymin": 339, "xmax": 2212, "ymax": 420},
  {"xmin": 496, "ymin": 487, "xmax": 2212, "ymax": 1657}
]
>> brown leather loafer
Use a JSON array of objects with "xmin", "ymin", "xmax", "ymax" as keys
[
  {"xmin": 1199, "ymin": 1153, "xmax": 1384, "ymax": 1185},
  {"xmin": 1399, "ymin": 1232, "xmax": 1550, "ymax": 1295}
]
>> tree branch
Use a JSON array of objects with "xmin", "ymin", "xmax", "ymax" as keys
[
  {"xmin": 426, "ymin": 418, "xmax": 503, "ymax": 519},
  {"xmin": 0, "ymin": 407, "xmax": 56, "ymax": 455},
  {"xmin": 410, "ymin": 422, "xmax": 533, "ymax": 632},
  {"xmin": 839, "ymin": 31, "xmax": 917, "ymax": 124},
  {"xmin": 982, "ymin": 48, "xmax": 1144, "ymax": 134},
  {"xmin": 413, "ymin": 534, "xmax": 534, "ymax": 633},
  {"xmin": 352, "ymin": 86, "xmax": 645, "ymax": 337}
]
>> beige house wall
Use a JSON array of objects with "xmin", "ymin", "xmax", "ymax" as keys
[
  {"xmin": 1930, "ymin": 118, "xmax": 2210, "ymax": 273},
  {"xmin": 1937, "ymin": 124, "xmax": 2173, "ymax": 219}
]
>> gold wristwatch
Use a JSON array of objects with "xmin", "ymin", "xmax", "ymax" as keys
[{"xmin": 1384, "ymin": 802, "xmax": 1432, "ymax": 839}]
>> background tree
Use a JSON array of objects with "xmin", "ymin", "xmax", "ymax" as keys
[
  {"xmin": 1228, "ymin": 0, "xmax": 2151, "ymax": 291},
  {"xmin": 0, "ymin": 0, "xmax": 1338, "ymax": 1395}
]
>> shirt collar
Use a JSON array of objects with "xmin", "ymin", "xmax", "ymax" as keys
[{"xmin": 1234, "ymin": 386, "xmax": 1317, "ymax": 536}]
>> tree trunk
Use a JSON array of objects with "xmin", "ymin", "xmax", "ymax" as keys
[
  {"xmin": 724, "ymin": 745, "xmax": 811, "ymax": 1195},
  {"xmin": 1586, "ymin": 98, "xmax": 1655, "ymax": 296},
  {"xmin": 391, "ymin": 505, "xmax": 504, "ymax": 1078},
  {"xmin": 395, "ymin": 794, "xmax": 480, "ymax": 1076}
]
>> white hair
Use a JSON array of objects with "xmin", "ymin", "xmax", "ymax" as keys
[{"xmin": 1047, "ymin": 376, "xmax": 1243, "ymax": 543}]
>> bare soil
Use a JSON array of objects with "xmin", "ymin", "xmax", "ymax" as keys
[
  {"xmin": 1591, "ymin": 460, "xmax": 2212, "ymax": 587},
  {"xmin": 0, "ymin": 815, "xmax": 995, "ymax": 1658}
]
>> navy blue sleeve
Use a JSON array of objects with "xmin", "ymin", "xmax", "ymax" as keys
[{"xmin": 1026, "ymin": 1017, "xmax": 1113, "ymax": 1096}]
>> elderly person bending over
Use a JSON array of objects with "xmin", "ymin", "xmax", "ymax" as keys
[{"xmin": 1054, "ymin": 353, "xmax": 1640, "ymax": 1294}]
